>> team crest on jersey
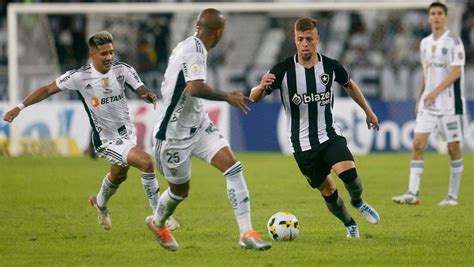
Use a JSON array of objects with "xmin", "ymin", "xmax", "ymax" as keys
[
  {"xmin": 319, "ymin": 73, "xmax": 330, "ymax": 85},
  {"xmin": 458, "ymin": 52, "xmax": 464, "ymax": 60},
  {"xmin": 101, "ymin": 78, "xmax": 110, "ymax": 88},
  {"xmin": 116, "ymin": 75, "xmax": 124, "ymax": 84},
  {"xmin": 292, "ymin": 94, "xmax": 302, "ymax": 106},
  {"xmin": 441, "ymin": 48, "xmax": 448, "ymax": 55}
]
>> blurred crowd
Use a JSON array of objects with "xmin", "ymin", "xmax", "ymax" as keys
[{"xmin": 0, "ymin": 0, "xmax": 473, "ymax": 101}]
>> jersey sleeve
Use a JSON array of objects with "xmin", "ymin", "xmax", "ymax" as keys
[
  {"xmin": 55, "ymin": 70, "xmax": 78, "ymax": 91},
  {"xmin": 333, "ymin": 60, "xmax": 350, "ymax": 86},
  {"xmin": 267, "ymin": 62, "xmax": 286, "ymax": 95},
  {"xmin": 124, "ymin": 65, "xmax": 145, "ymax": 91},
  {"xmin": 182, "ymin": 52, "xmax": 207, "ymax": 82},
  {"xmin": 450, "ymin": 38, "xmax": 465, "ymax": 66}
]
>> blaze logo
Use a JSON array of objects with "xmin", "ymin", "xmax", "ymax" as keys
[{"xmin": 91, "ymin": 97, "xmax": 100, "ymax": 107}]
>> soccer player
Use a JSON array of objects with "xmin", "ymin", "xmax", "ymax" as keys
[
  {"xmin": 2, "ymin": 31, "xmax": 179, "ymax": 231},
  {"xmin": 249, "ymin": 17, "xmax": 380, "ymax": 238},
  {"xmin": 392, "ymin": 2, "xmax": 466, "ymax": 206},
  {"xmin": 145, "ymin": 9, "xmax": 271, "ymax": 251}
]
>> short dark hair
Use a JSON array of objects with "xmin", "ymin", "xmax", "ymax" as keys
[
  {"xmin": 88, "ymin": 31, "xmax": 113, "ymax": 48},
  {"xmin": 429, "ymin": 2, "xmax": 448, "ymax": 15},
  {"xmin": 294, "ymin": 17, "xmax": 318, "ymax": 32}
]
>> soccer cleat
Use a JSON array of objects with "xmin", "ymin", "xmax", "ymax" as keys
[
  {"xmin": 346, "ymin": 224, "xmax": 360, "ymax": 238},
  {"xmin": 145, "ymin": 216, "xmax": 179, "ymax": 252},
  {"xmin": 165, "ymin": 216, "xmax": 180, "ymax": 231},
  {"xmin": 392, "ymin": 192, "xmax": 420, "ymax": 205},
  {"xmin": 354, "ymin": 201, "xmax": 380, "ymax": 224},
  {"xmin": 239, "ymin": 230, "xmax": 272, "ymax": 251},
  {"xmin": 89, "ymin": 195, "xmax": 112, "ymax": 230},
  {"xmin": 438, "ymin": 196, "xmax": 458, "ymax": 206}
]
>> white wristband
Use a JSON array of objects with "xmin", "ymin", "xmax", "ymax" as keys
[{"xmin": 17, "ymin": 103, "xmax": 25, "ymax": 110}]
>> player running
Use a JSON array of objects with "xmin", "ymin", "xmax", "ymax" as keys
[
  {"xmin": 250, "ymin": 17, "xmax": 380, "ymax": 238},
  {"xmin": 3, "ymin": 31, "xmax": 179, "ymax": 231},
  {"xmin": 145, "ymin": 9, "xmax": 271, "ymax": 251}
]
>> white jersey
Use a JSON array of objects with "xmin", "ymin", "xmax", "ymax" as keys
[
  {"xmin": 56, "ymin": 62, "xmax": 144, "ymax": 148},
  {"xmin": 419, "ymin": 30, "xmax": 466, "ymax": 115},
  {"xmin": 154, "ymin": 36, "xmax": 208, "ymax": 141}
]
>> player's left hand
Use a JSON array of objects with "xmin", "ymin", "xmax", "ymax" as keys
[
  {"xmin": 366, "ymin": 111, "xmax": 379, "ymax": 131},
  {"xmin": 227, "ymin": 92, "xmax": 251, "ymax": 114},
  {"xmin": 141, "ymin": 91, "xmax": 158, "ymax": 110},
  {"xmin": 424, "ymin": 91, "xmax": 438, "ymax": 107}
]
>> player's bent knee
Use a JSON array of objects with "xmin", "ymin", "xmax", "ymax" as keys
[
  {"xmin": 338, "ymin": 168, "xmax": 358, "ymax": 183},
  {"xmin": 319, "ymin": 181, "xmax": 336, "ymax": 197},
  {"xmin": 140, "ymin": 155, "xmax": 155, "ymax": 172}
]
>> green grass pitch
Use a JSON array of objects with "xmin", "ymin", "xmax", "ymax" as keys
[{"xmin": 1, "ymin": 153, "xmax": 473, "ymax": 266}]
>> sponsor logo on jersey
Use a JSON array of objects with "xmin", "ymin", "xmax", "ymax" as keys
[
  {"xmin": 91, "ymin": 97, "xmax": 100, "ymax": 107},
  {"xmin": 59, "ymin": 74, "xmax": 71, "ymax": 84},
  {"xmin": 292, "ymin": 94, "xmax": 302, "ymax": 105},
  {"xmin": 319, "ymin": 73, "xmax": 330, "ymax": 85},
  {"xmin": 429, "ymin": 62, "xmax": 448, "ymax": 68},
  {"xmin": 131, "ymin": 70, "xmax": 141, "ymax": 83},
  {"xmin": 303, "ymin": 92, "xmax": 331, "ymax": 105},
  {"xmin": 90, "ymin": 93, "xmax": 124, "ymax": 107},
  {"xmin": 292, "ymin": 92, "xmax": 331, "ymax": 106},
  {"xmin": 458, "ymin": 52, "xmax": 464, "ymax": 60},
  {"xmin": 182, "ymin": 62, "xmax": 188, "ymax": 77},
  {"xmin": 85, "ymin": 84, "xmax": 92, "ymax": 90}
]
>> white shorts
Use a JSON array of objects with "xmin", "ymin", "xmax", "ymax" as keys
[
  {"xmin": 96, "ymin": 134, "xmax": 137, "ymax": 167},
  {"xmin": 153, "ymin": 121, "xmax": 229, "ymax": 184},
  {"xmin": 414, "ymin": 111, "xmax": 463, "ymax": 143}
]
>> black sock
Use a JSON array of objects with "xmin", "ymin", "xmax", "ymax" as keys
[
  {"xmin": 339, "ymin": 168, "xmax": 363, "ymax": 207},
  {"xmin": 323, "ymin": 190, "xmax": 354, "ymax": 226}
]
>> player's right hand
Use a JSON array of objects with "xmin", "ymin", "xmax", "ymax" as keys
[
  {"xmin": 260, "ymin": 72, "xmax": 276, "ymax": 89},
  {"xmin": 227, "ymin": 92, "xmax": 251, "ymax": 114},
  {"xmin": 3, "ymin": 107, "xmax": 21, "ymax": 123}
]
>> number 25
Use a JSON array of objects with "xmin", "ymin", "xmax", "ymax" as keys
[{"xmin": 166, "ymin": 152, "xmax": 180, "ymax": 163}]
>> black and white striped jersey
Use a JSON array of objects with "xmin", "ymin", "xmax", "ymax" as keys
[
  {"xmin": 56, "ymin": 62, "xmax": 144, "ymax": 148},
  {"xmin": 267, "ymin": 53, "xmax": 349, "ymax": 153},
  {"xmin": 153, "ymin": 36, "xmax": 208, "ymax": 141}
]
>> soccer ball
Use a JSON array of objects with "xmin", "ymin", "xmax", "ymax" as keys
[{"xmin": 267, "ymin": 212, "xmax": 299, "ymax": 241}]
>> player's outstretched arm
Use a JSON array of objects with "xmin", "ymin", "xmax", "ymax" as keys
[
  {"xmin": 2, "ymin": 81, "xmax": 61, "ymax": 123},
  {"xmin": 343, "ymin": 79, "xmax": 379, "ymax": 131},
  {"xmin": 187, "ymin": 80, "xmax": 250, "ymax": 113},
  {"xmin": 135, "ymin": 85, "xmax": 158, "ymax": 110},
  {"xmin": 249, "ymin": 72, "xmax": 275, "ymax": 103}
]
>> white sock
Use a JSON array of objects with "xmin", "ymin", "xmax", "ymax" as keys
[
  {"xmin": 141, "ymin": 172, "xmax": 160, "ymax": 213},
  {"xmin": 153, "ymin": 188, "xmax": 184, "ymax": 227},
  {"xmin": 448, "ymin": 159, "xmax": 463, "ymax": 199},
  {"xmin": 408, "ymin": 160, "xmax": 423, "ymax": 196},
  {"xmin": 224, "ymin": 161, "xmax": 252, "ymax": 234},
  {"xmin": 96, "ymin": 173, "xmax": 119, "ymax": 207}
]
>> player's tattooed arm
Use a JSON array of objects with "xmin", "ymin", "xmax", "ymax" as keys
[{"xmin": 135, "ymin": 85, "xmax": 158, "ymax": 109}]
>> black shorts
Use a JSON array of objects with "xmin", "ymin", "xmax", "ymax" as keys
[{"xmin": 293, "ymin": 136, "xmax": 354, "ymax": 189}]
